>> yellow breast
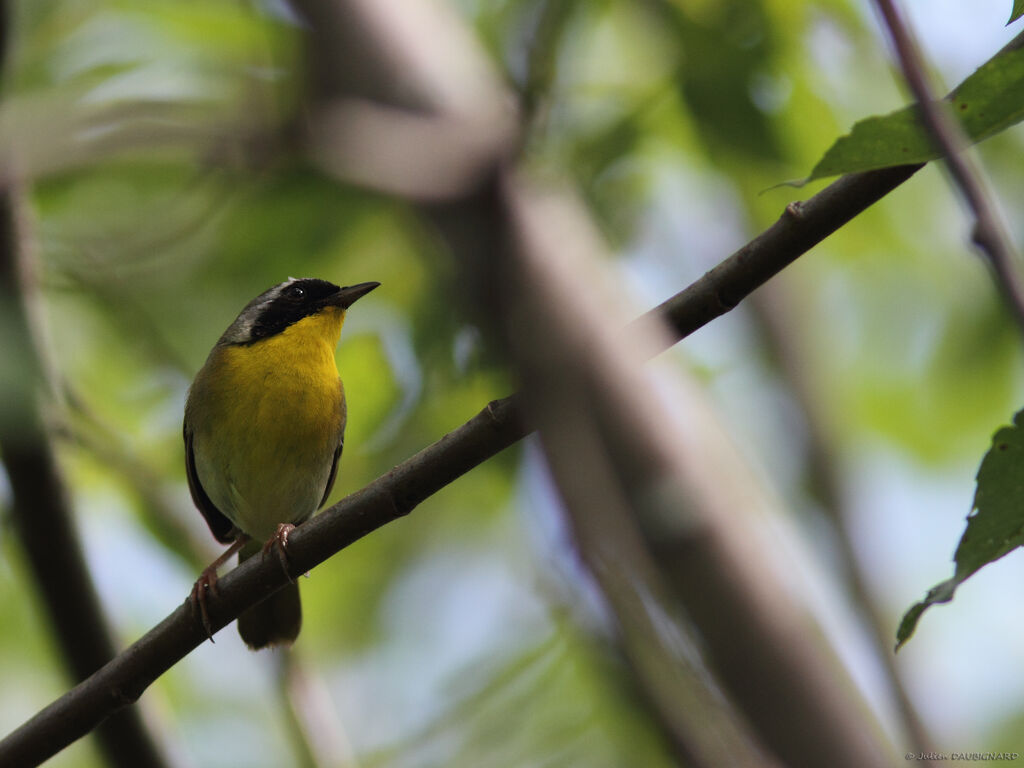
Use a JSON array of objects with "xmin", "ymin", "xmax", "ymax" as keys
[{"xmin": 187, "ymin": 307, "xmax": 347, "ymax": 539}]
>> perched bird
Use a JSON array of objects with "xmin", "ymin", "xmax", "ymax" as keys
[{"xmin": 184, "ymin": 277, "xmax": 379, "ymax": 649}]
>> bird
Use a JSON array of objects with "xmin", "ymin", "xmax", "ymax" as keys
[{"xmin": 184, "ymin": 277, "xmax": 379, "ymax": 649}]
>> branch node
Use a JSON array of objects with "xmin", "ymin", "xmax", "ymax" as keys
[
  {"xmin": 713, "ymin": 290, "xmax": 736, "ymax": 313},
  {"xmin": 383, "ymin": 487, "xmax": 411, "ymax": 519},
  {"xmin": 107, "ymin": 685, "xmax": 137, "ymax": 709},
  {"xmin": 784, "ymin": 201, "xmax": 805, "ymax": 220},
  {"xmin": 970, "ymin": 220, "xmax": 989, "ymax": 250},
  {"xmin": 485, "ymin": 397, "xmax": 508, "ymax": 427}
]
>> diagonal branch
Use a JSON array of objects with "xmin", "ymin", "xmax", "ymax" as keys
[{"xmin": 0, "ymin": 153, "xmax": 921, "ymax": 767}]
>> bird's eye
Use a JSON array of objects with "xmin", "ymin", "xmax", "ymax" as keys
[{"xmin": 287, "ymin": 285, "xmax": 305, "ymax": 299}]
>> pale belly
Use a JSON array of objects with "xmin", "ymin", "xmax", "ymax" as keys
[
  {"xmin": 193, "ymin": 426, "xmax": 333, "ymax": 540},
  {"xmin": 190, "ymin": 348, "xmax": 345, "ymax": 541}
]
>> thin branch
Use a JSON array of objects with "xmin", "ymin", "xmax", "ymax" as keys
[
  {"xmin": 275, "ymin": 652, "xmax": 359, "ymax": 768},
  {"xmin": 57, "ymin": 390, "xmax": 214, "ymax": 572},
  {"xmin": 274, "ymin": 658, "xmax": 323, "ymax": 768},
  {"xmin": 872, "ymin": 0, "xmax": 1024, "ymax": 334},
  {"xmin": 519, "ymin": 0, "xmax": 580, "ymax": 133},
  {"xmin": 640, "ymin": 168, "xmax": 919, "ymax": 347}
]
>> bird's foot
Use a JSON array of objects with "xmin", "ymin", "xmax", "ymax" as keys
[
  {"xmin": 189, "ymin": 566, "xmax": 220, "ymax": 642},
  {"xmin": 261, "ymin": 523, "xmax": 296, "ymax": 582},
  {"xmin": 189, "ymin": 536, "xmax": 248, "ymax": 643}
]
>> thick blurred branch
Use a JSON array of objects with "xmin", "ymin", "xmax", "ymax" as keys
[
  {"xmin": 0, "ymin": 183, "xmax": 175, "ymax": 768},
  {"xmin": 294, "ymin": 1, "xmax": 906, "ymax": 764},
  {"xmin": 751, "ymin": 283, "xmax": 933, "ymax": 753},
  {"xmin": 496, "ymin": 177, "xmax": 893, "ymax": 767},
  {"xmin": 492, "ymin": 180, "xmax": 777, "ymax": 767},
  {"xmin": 0, "ymin": 2, "xmax": 173, "ymax": 764},
  {"xmin": 872, "ymin": 0, "xmax": 1024, "ymax": 335}
]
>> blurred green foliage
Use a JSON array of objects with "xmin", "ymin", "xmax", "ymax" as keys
[{"xmin": 1, "ymin": 0, "xmax": 1023, "ymax": 766}]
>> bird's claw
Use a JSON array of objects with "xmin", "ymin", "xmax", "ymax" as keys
[
  {"xmin": 189, "ymin": 567, "xmax": 219, "ymax": 643},
  {"xmin": 261, "ymin": 523, "xmax": 296, "ymax": 582}
]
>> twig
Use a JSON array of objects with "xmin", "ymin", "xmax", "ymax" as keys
[
  {"xmin": 276, "ymin": 652, "xmax": 359, "ymax": 768},
  {"xmin": 519, "ymin": 0, "xmax": 580, "ymax": 133},
  {"xmin": 640, "ymin": 167, "xmax": 919, "ymax": 346},
  {"xmin": 872, "ymin": 0, "xmax": 1024, "ymax": 335},
  {"xmin": 58, "ymin": 389, "xmax": 215, "ymax": 572},
  {"xmin": 274, "ymin": 656, "xmax": 323, "ymax": 768}
]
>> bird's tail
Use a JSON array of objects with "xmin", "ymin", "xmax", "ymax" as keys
[{"xmin": 236, "ymin": 539, "xmax": 301, "ymax": 649}]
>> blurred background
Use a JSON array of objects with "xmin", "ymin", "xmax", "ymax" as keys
[{"xmin": 1, "ymin": 0, "xmax": 1023, "ymax": 766}]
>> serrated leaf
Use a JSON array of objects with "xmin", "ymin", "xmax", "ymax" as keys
[
  {"xmin": 896, "ymin": 409, "xmax": 1024, "ymax": 649},
  {"xmin": 1011, "ymin": 1, "xmax": 1024, "ymax": 24},
  {"xmin": 802, "ymin": 43, "xmax": 1024, "ymax": 183}
]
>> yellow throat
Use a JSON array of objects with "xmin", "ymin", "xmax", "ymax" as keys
[{"xmin": 190, "ymin": 305, "xmax": 348, "ymax": 538}]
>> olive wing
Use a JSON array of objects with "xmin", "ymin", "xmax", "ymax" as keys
[
  {"xmin": 318, "ymin": 387, "xmax": 346, "ymax": 509},
  {"xmin": 184, "ymin": 422, "xmax": 237, "ymax": 544},
  {"xmin": 318, "ymin": 439, "xmax": 343, "ymax": 509}
]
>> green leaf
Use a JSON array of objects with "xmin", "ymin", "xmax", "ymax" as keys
[
  {"xmin": 896, "ymin": 409, "xmax": 1024, "ymax": 649},
  {"xmin": 803, "ymin": 43, "xmax": 1024, "ymax": 183},
  {"xmin": 1011, "ymin": 1, "xmax": 1024, "ymax": 24}
]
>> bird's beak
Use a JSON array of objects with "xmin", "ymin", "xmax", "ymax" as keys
[{"xmin": 329, "ymin": 282, "xmax": 380, "ymax": 309}]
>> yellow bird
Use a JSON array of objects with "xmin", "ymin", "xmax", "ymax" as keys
[{"xmin": 184, "ymin": 278, "xmax": 379, "ymax": 649}]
